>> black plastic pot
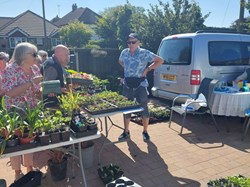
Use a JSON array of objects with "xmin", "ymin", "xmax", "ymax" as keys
[
  {"xmin": 50, "ymin": 130, "xmax": 61, "ymax": 144},
  {"xmin": 60, "ymin": 130, "xmax": 70, "ymax": 142},
  {"xmin": 48, "ymin": 157, "xmax": 68, "ymax": 181},
  {"xmin": 38, "ymin": 133, "xmax": 50, "ymax": 146},
  {"xmin": 6, "ymin": 136, "xmax": 19, "ymax": 147}
]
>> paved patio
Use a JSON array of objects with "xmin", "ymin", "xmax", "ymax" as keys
[{"xmin": 0, "ymin": 98, "xmax": 250, "ymax": 187}]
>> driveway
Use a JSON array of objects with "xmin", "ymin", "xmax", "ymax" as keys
[{"xmin": 1, "ymin": 98, "xmax": 249, "ymax": 187}]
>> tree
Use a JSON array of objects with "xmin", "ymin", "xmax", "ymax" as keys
[
  {"xmin": 95, "ymin": 0, "xmax": 208, "ymax": 52},
  {"xmin": 59, "ymin": 20, "xmax": 93, "ymax": 48},
  {"xmin": 95, "ymin": 3, "xmax": 146, "ymax": 49},
  {"xmin": 141, "ymin": 0, "xmax": 209, "ymax": 52}
]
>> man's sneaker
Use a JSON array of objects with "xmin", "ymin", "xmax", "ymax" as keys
[
  {"xmin": 142, "ymin": 131, "xmax": 150, "ymax": 141},
  {"xmin": 118, "ymin": 131, "xmax": 130, "ymax": 141}
]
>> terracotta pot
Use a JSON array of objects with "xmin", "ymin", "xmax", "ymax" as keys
[{"xmin": 19, "ymin": 135, "xmax": 36, "ymax": 145}]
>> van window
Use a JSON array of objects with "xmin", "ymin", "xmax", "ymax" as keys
[
  {"xmin": 158, "ymin": 38, "xmax": 192, "ymax": 65},
  {"xmin": 209, "ymin": 41, "xmax": 250, "ymax": 66}
]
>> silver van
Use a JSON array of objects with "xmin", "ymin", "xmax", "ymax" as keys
[{"xmin": 151, "ymin": 31, "xmax": 250, "ymax": 100}]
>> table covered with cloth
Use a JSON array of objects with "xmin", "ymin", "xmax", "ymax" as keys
[{"xmin": 211, "ymin": 87, "xmax": 250, "ymax": 117}]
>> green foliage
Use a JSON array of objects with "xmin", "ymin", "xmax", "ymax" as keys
[
  {"xmin": 58, "ymin": 90, "xmax": 83, "ymax": 117},
  {"xmin": 59, "ymin": 20, "xmax": 93, "ymax": 48},
  {"xmin": 95, "ymin": 0, "xmax": 209, "ymax": 52},
  {"xmin": 0, "ymin": 97, "xmax": 23, "ymax": 140},
  {"xmin": 148, "ymin": 106, "xmax": 170, "ymax": 118},
  {"xmin": 15, "ymin": 101, "xmax": 44, "ymax": 138},
  {"xmin": 208, "ymin": 175, "xmax": 250, "ymax": 187},
  {"xmin": 92, "ymin": 75, "xmax": 109, "ymax": 87},
  {"xmin": 40, "ymin": 110, "xmax": 65, "ymax": 132},
  {"xmin": 141, "ymin": 0, "xmax": 208, "ymax": 52}
]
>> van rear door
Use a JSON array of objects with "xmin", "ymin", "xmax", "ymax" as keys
[{"xmin": 155, "ymin": 37, "xmax": 194, "ymax": 95}]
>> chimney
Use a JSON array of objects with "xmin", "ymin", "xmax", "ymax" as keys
[{"xmin": 72, "ymin": 3, "xmax": 77, "ymax": 11}]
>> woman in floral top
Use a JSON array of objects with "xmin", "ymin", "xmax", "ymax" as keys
[
  {"xmin": 2, "ymin": 42, "xmax": 43, "ymax": 180},
  {"xmin": 0, "ymin": 52, "xmax": 9, "ymax": 96}
]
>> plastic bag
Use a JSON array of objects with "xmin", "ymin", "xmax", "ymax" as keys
[{"xmin": 181, "ymin": 93, "xmax": 207, "ymax": 111}]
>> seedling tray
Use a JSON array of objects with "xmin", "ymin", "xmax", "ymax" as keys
[
  {"xmin": 106, "ymin": 176, "xmax": 142, "ymax": 187},
  {"xmin": 82, "ymin": 104, "xmax": 118, "ymax": 115},
  {"xmin": 118, "ymin": 104, "xmax": 142, "ymax": 111},
  {"xmin": 4, "ymin": 142, "xmax": 37, "ymax": 154},
  {"xmin": 70, "ymin": 128, "xmax": 97, "ymax": 138},
  {"xmin": 130, "ymin": 116, "xmax": 169, "ymax": 125},
  {"xmin": 66, "ymin": 77, "xmax": 93, "ymax": 86}
]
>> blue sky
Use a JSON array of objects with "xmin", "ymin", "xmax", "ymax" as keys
[{"xmin": 0, "ymin": 0, "xmax": 242, "ymax": 28}]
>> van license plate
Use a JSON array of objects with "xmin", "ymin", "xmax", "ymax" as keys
[{"xmin": 161, "ymin": 74, "xmax": 176, "ymax": 81}]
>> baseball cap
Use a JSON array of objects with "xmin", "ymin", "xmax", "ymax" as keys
[{"xmin": 127, "ymin": 33, "xmax": 140, "ymax": 41}]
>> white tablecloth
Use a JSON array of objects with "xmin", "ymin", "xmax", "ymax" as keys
[{"xmin": 211, "ymin": 90, "xmax": 250, "ymax": 117}]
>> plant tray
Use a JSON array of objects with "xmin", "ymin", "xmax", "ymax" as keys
[
  {"xmin": 118, "ymin": 104, "xmax": 142, "ymax": 111},
  {"xmin": 9, "ymin": 170, "xmax": 42, "ymax": 187},
  {"xmin": 66, "ymin": 77, "xmax": 93, "ymax": 86},
  {"xmin": 70, "ymin": 128, "xmax": 97, "ymax": 138},
  {"xmin": 4, "ymin": 142, "xmax": 37, "ymax": 154},
  {"xmin": 83, "ymin": 106, "xmax": 118, "ymax": 115},
  {"xmin": 98, "ymin": 164, "xmax": 124, "ymax": 185},
  {"xmin": 106, "ymin": 176, "xmax": 142, "ymax": 187},
  {"xmin": 130, "ymin": 116, "xmax": 169, "ymax": 125},
  {"xmin": 70, "ymin": 123, "xmax": 88, "ymax": 132}
]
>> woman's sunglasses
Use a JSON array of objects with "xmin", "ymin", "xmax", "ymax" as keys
[{"xmin": 27, "ymin": 52, "xmax": 38, "ymax": 58}]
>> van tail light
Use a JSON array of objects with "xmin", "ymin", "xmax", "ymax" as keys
[{"xmin": 190, "ymin": 70, "xmax": 201, "ymax": 85}]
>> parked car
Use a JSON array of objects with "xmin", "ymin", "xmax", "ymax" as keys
[{"xmin": 151, "ymin": 30, "xmax": 250, "ymax": 100}]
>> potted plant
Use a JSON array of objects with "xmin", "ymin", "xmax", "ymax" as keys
[
  {"xmin": 58, "ymin": 90, "xmax": 82, "ymax": 118},
  {"xmin": 0, "ymin": 99, "xmax": 24, "ymax": 150},
  {"xmin": 13, "ymin": 101, "xmax": 44, "ymax": 145},
  {"xmin": 36, "ymin": 110, "xmax": 51, "ymax": 146},
  {"xmin": 47, "ymin": 150, "xmax": 68, "ymax": 181}
]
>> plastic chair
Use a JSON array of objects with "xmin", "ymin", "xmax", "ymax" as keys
[
  {"xmin": 242, "ymin": 109, "xmax": 250, "ymax": 141},
  {"xmin": 169, "ymin": 78, "xmax": 220, "ymax": 134}
]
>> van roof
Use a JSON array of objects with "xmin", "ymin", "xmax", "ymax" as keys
[{"xmin": 163, "ymin": 30, "xmax": 250, "ymax": 40}]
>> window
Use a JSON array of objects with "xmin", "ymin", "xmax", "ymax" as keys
[
  {"xmin": 51, "ymin": 38, "xmax": 62, "ymax": 47},
  {"xmin": 209, "ymin": 41, "xmax": 250, "ymax": 66},
  {"xmin": 158, "ymin": 38, "xmax": 192, "ymax": 65},
  {"xmin": 9, "ymin": 37, "xmax": 27, "ymax": 48},
  {"xmin": 36, "ymin": 38, "xmax": 43, "ymax": 45}
]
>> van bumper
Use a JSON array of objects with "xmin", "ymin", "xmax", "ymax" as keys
[
  {"xmin": 151, "ymin": 86, "xmax": 178, "ymax": 100},
  {"xmin": 151, "ymin": 87, "xmax": 195, "ymax": 102}
]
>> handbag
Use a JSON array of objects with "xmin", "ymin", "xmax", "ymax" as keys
[{"xmin": 125, "ymin": 77, "xmax": 145, "ymax": 88}]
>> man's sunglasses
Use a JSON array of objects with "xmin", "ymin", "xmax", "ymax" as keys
[{"xmin": 127, "ymin": 41, "xmax": 137, "ymax": 45}]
